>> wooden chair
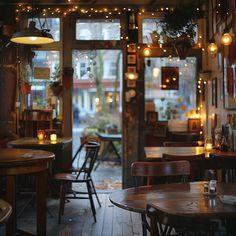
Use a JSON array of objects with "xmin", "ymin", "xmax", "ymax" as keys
[
  {"xmin": 0, "ymin": 199, "xmax": 12, "ymax": 225},
  {"xmin": 147, "ymin": 203, "xmax": 217, "ymax": 236},
  {"xmin": 63, "ymin": 136, "xmax": 101, "ymax": 173},
  {"xmin": 163, "ymin": 141, "xmax": 199, "ymax": 147},
  {"xmin": 162, "ymin": 153, "xmax": 205, "ymax": 181},
  {"xmin": 131, "ymin": 161, "xmax": 190, "ymax": 236},
  {"xmin": 54, "ymin": 141, "xmax": 101, "ymax": 224}
]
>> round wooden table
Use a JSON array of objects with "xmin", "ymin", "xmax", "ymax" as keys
[
  {"xmin": 7, "ymin": 137, "xmax": 72, "ymax": 174},
  {"xmin": 110, "ymin": 182, "xmax": 236, "ymax": 234},
  {"xmin": 0, "ymin": 148, "xmax": 55, "ymax": 236}
]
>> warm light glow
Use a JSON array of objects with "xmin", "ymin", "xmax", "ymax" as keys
[
  {"xmin": 152, "ymin": 68, "xmax": 160, "ymax": 78},
  {"xmin": 125, "ymin": 72, "xmax": 138, "ymax": 80},
  {"xmin": 207, "ymin": 42, "xmax": 218, "ymax": 55},
  {"xmin": 143, "ymin": 47, "xmax": 151, "ymax": 56},
  {"xmin": 221, "ymin": 33, "xmax": 233, "ymax": 46},
  {"xmin": 205, "ymin": 143, "xmax": 213, "ymax": 151},
  {"xmin": 50, "ymin": 134, "xmax": 57, "ymax": 142},
  {"xmin": 29, "ymin": 36, "xmax": 37, "ymax": 41},
  {"xmin": 37, "ymin": 130, "xmax": 45, "ymax": 141},
  {"xmin": 11, "ymin": 21, "xmax": 54, "ymax": 45}
]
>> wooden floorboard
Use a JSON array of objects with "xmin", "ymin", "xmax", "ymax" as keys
[{"xmin": 0, "ymin": 193, "xmax": 142, "ymax": 236}]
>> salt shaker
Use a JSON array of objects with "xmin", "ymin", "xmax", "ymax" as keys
[{"xmin": 209, "ymin": 180, "xmax": 217, "ymax": 193}]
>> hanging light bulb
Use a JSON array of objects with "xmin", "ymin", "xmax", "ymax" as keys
[
  {"xmin": 207, "ymin": 40, "xmax": 218, "ymax": 55},
  {"xmin": 221, "ymin": 32, "xmax": 233, "ymax": 46},
  {"xmin": 207, "ymin": 0, "xmax": 218, "ymax": 55},
  {"xmin": 143, "ymin": 46, "xmax": 151, "ymax": 56}
]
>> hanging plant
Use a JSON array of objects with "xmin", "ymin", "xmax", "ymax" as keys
[
  {"xmin": 49, "ymin": 64, "xmax": 62, "ymax": 96},
  {"xmin": 160, "ymin": 4, "xmax": 200, "ymax": 59}
]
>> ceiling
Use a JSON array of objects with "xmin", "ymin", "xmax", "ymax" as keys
[{"xmin": 1, "ymin": 0, "xmax": 195, "ymax": 7}]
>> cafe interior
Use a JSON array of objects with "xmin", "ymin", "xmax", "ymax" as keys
[{"xmin": 1, "ymin": 0, "xmax": 236, "ymax": 235}]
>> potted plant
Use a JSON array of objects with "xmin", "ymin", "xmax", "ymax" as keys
[
  {"xmin": 160, "ymin": 4, "xmax": 200, "ymax": 59},
  {"xmin": 50, "ymin": 64, "xmax": 62, "ymax": 96}
]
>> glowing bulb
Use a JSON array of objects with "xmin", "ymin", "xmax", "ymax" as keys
[
  {"xmin": 29, "ymin": 36, "xmax": 37, "ymax": 41},
  {"xmin": 221, "ymin": 33, "xmax": 233, "ymax": 46},
  {"xmin": 207, "ymin": 42, "xmax": 218, "ymax": 55},
  {"xmin": 143, "ymin": 47, "xmax": 151, "ymax": 56}
]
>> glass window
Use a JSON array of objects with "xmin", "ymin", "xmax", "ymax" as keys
[
  {"xmin": 142, "ymin": 18, "xmax": 198, "ymax": 44},
  {"xmin": 27, "ymin": 50, "xmax": 60, "ymax": 110},
  {"xmin": 30, "ymin": 18, "xmax": 60, "ymax": 41},
  {"xmin": 145, "ymin": 57, "xmax": 197, "ymax": 121},
  {"xmin": 104, "ymin": 61, "xmax": 117, "ymax": 78},
  {"xmin": 72, "ymin": 49, "xmax": 123, "ymax": 118},
  {"xmin": 76, "ymin": 19, "xmax": 121, "ymax": 40},
  {"xmin": 142, "ymin": 18, "xmax": 162, "ymax": 44}
]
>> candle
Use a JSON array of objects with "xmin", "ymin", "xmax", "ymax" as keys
[
  {"xmin": 205, "ymin": 143, "xmax": 213, "ymax": 151},
  {"xmin": 50, "ymin": 133, "xmax": 57, "ymax": 142},
  {"xmin": 37, "ymin": 130, "xmax": 45, "ymax": 141}
]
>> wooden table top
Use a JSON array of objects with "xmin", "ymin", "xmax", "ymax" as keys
[
  {"xmin": 0, "ymin": 148, "xmax": 55, "ymax": 168},
  {"xmin": 96, "ymin": 133, "xmax": 122, "ymax": 141},
  {"xmin": 110, "ymin": 182, "xmax": 236, "ymax": 216},
  {"xmin": 0, "ymin": 199, "xmax": 12, "ymax": 225},
  {"xmin": 7, "ymin": 137, "xmax": 72, "ymax": 148},
  {"xmin": 144, "ymin": 146, "xmax": 236, "ymax": 160}
]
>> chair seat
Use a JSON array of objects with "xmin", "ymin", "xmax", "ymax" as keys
[{"xmin": 54, "ymin": 173, "xmax": 77, "ymax": 181}]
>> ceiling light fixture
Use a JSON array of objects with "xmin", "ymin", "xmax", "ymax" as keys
[
  {"xmin": 11, "ymin": 21, "xmax": 54, "ymax": 45},
  {"xmin": 11, "ymin": 0, "xmax": 54, "ymax": 45},
  {"xmin": 207, "ymin": 0, "xmax": 218, "ymax": 55}
]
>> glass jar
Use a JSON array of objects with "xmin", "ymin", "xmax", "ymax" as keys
[{"xmin": 205, "ymin": 136, "xmax": 213, "ymax": 151}]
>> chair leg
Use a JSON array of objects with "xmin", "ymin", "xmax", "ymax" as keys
[
  {"xmin": 90, "ymin": 178, "xmax": 101, "ymax": 207},
  {"xmin": 141, "ymin": 213, "xmax": 148, "ymax": 236},
  {"xmin": 58, "ymin": 183, "xmax": 66, "ymax": 224},
  {"xmin": 86, "ymin": 181, "xmax": 96, "ymax": 222}
]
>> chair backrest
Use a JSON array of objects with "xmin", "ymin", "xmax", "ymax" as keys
[
  {"xmin": 131, "ymin": 161, "xmax": 190, "ymax": 185},
  {"xmin": 71, "ymin": 137, "xmax": 101, "ymax": 167},
  {"xmin": 162, "ymin": 153, "xmax": 205, "ymax": 181},
  {"xmin": 76, "ymin": 141, "xmax": 100, "ymax": 179},
  {"xmin": 163, "ymin": 141, "xmax": 199, "ymax": 147}
]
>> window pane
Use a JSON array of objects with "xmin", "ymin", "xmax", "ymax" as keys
[
  {"xmin": 72, "ymin": 50, "xmax": 123, "ymax": 118},
  {"xmin": 76, "ymin": 19, "xmax": 121, "ymax": 40},
  {"xmin": 145, "ymin": 57, "xmax": 196, "ymax": 121},
  {"xmin": 142, "ymin": 18, "xmax": 162, "ymax": 44},
  {"xmin": 30, "ymin": 18, "xmax": 60, "ymax": 41},
  {"xmin": 142, "ymin": 18, "xmax": 198, "ymax": 44},
  {"xmin": 27, "ymin": 51, "xmax": 60, "ymax": 111}
]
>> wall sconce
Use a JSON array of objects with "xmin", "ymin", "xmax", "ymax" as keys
[
  {"xmin": 143, "ymin": 46, "xmax": 151, "ymax": 56},
  {"xmin": 125, "ymin": 72, "xmax": 138, "ymax": 88}
]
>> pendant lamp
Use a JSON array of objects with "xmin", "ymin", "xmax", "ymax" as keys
[
  {"xmin": 207, "ymin": 0, "xmax": 218, "ymax": 55},
  {"xmin": 11, "ymin": 20, "xmax": 54, "ymax": 45},
  {"xmin": 220, "ymin": 11, "xmax": 232, "ymax": 46}
]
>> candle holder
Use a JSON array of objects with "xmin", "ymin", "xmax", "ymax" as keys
[
  {"xmin": 50, "ymin": 133, "xmax": 57, "ymax": 143},
  {"xmin": 37, "ymin": 130, "xmax": 45, "ymax": 141},
  {"xmin": 205, "ymin": 136, "xmax": 213, "ymax": 151}
]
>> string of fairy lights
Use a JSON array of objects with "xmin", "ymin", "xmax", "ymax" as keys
[
  {"xmin": 14, "ymin": 3, "xmax": 206, "ymax": 133},
  {"xmin": 15, "ymin": 4, "xmax": 177, "ymax": 21}
]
